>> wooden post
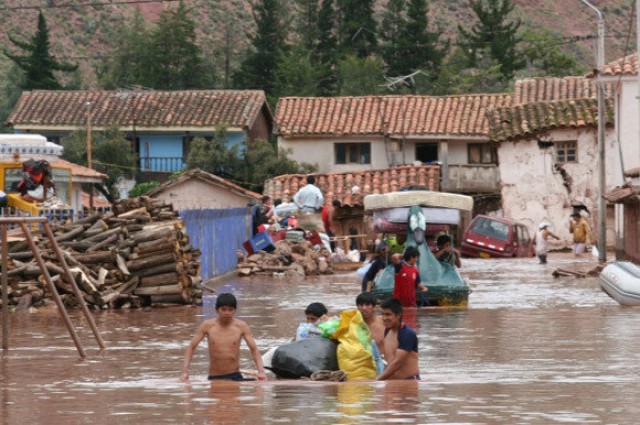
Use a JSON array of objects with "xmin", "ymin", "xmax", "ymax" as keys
[
  {"xmin": 19, "ymin": 222, "xmax": 86, "ymax": 358},
  {"xmin": 2, "ymin": 224, "xmax": 9, "ymax": 350},
  {"xmin": 42, "ymin": 222, "xmax": 105, "ymax": 350}
]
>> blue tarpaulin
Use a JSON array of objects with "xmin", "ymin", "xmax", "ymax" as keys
[{"xmin": 180, "ymin": 208, "xmax": 250, "ymax": 279}]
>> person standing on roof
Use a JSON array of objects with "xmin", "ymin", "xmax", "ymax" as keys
[{"xmin": 293, "ymin": 175, "xmax": 324, "ymax": 213}]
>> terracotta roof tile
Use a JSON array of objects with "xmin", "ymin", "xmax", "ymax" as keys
[
  {"xmin": 605, "ymin": 184, "xmax": 640, "ymax": 203},
  {"xmin": 7, "ymin": 90, "xmax": 270, "ymax": 129},
  {"xmin": 275, "ymin": 94, "xmax": 512, "ymax": 137},
  {"xmin": 513, "ymin": 77, "xmax": 602, "ymax": 104},
  {"xmin": 263, "ymin": 164, "xmax": 440, "ymax": 207},
  {"xmin": 487, "ymin": 98, "xmax": 614, "ymax": 142},
  {"xmin": 599, "ymin": 53, "xmax": 639, "ymax": 77},
  {"xmin": 147, "ymin": 168, "xmax": 261, "ymax": 200}
]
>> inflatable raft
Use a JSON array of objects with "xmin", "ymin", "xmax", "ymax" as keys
[{"xmin": 599, "ymin": 261, "xmax": 640, "ymax": 306}]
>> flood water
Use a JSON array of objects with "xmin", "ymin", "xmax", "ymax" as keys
[{"xmin": 2, "ymin": 252, "xmax": 640, "ymax": 424}]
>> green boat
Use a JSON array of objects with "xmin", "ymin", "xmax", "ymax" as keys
[{"xmin": 365, "ymin": 193, "xmax": 472, "ymax": 307}]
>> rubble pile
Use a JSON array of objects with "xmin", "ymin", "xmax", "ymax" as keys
[
  {"xmin": 236, "ymin": 239, "xmax": 333, "ymax": 277},
  {"xmin": 2, "ymin": 196, "xmax": 202, "ymax": 310}
]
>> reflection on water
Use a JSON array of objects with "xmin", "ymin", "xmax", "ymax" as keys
[{"xmin": 2, "ymin": 253, "xmax": 640, "ymax": 423}]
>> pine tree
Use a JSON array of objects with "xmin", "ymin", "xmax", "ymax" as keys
[
  {"xmin": 458, "ymin": 0, "xmax": 524, "ymax": 80},
  {"xmin": 316, "ymin": 0, "xmax": 339, "ymax": 96},
  {"xmin": 4, "ymin": 11, "xmax": 78, "ymax": 90},
  {"xmin": 336, "ymin": 0, "xmax": 378, "ymax": 58},
  {"xmin": 147, "ymin": 2, "xmax": 211, "ymax": 89},
  {"xmin": 381, "ymin": 0, "xmax": 448, "ymax": 87},
  {"xmin": 233, "ymin": 0, "xmax": 289, "ymax": 97},
  {"xmin": 295, "ymin": 0, "xmax": 320, "ymax": 52}
]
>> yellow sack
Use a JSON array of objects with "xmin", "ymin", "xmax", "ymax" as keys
[{"xmin": 331, "ymin": 309, "xmax": 377, "ymax": 380}]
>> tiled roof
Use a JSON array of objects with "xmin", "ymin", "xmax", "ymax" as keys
[
  {"xmin": 81, "ymin": 192, "xmax": 112, "ymax": 209},
  {"xmin": 49, "ymin": 157, "xmax": 107, "ymax": 181},
  {"xmin": 513, "ymin": 77, "xmax": 600, "ymax": 105},
  {"xmin": 263, "ymin": 164, "xmax": 440, "ymax": 207},
  {"xmin": 605, "ymin": 184, "xmax": 640, "ymax": 203},
  {"xmin": 7, "ymin": 90, "xmax": 270, "ymax": 129},
  {"xmin": 275, "ymin": 94, "xmax": 512, "ymax": 137},
  {"xmin": 599, "ymin": 53, "xmax": 638, "ymax": 77},
  {"xmin": 146, "ymin": 168, "xmax": 262, "ymax": 200},
  {"xmin": 487, "ymin": 98, "xmax": 614, "ymax": 142}
]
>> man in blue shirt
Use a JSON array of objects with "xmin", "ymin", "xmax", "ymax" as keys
[
  {"xmin": 293, "ymin": 175, "xmax": 324, "ymax": 212},
  {"xmin": 376, "ymin": 298, "xmax": 421, "ymax": 381}
]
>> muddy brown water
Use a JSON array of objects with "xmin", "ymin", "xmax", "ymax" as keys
[{"xmin": 2, "ymin": 253, "xmax": 640, "ymax": 424}]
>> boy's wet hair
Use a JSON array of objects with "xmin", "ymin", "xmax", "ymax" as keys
[
  {"xmin": 381, "ymin": 298, "xmax": 403, "ymax": 315},
  {"xmin": 403, "ymin": 246, "xmax": 419, "ymax": 261},
  {"xmin": 306, "ymin": 175, "xmax": 316, "ymax": 185},
  {"xmin": 215, "ymin": 293, "xmax": 237, "ymax": 310},
  {"xmin": 436, "ymin": 234, "xmax": 451, "ymax": 248},
  {"xmin": 305, "ymin": 302, "xmax": 328, "ymax": 318},
  {"xmin": 356, "ymin": 292, "xmax": 377, "ymax": 306}
]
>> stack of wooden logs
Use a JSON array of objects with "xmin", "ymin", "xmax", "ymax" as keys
[
  {"xmin": 2, "ymin": 196, "xmax": 202, "ymax": 310},
  {"xmin": 236, "ymin": 239, "xmax": 332, "ymax": 277}
]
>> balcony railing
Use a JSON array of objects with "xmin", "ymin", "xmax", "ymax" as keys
[
  {"xmin": 139, "ymin": 156, "xmax": 185, "ymax": 173},
  {"xmin": 442, "ymin": 164, "xmax": 500, "ymax": 193}
]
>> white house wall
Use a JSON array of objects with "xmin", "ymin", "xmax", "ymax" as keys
[
  {"xmin": 498, "ymin": 127, "xmax": 618, "ymax": 245},
  {"xmin": 153, "ymin": 179, "xmax": 254, "ymax": 211},
  {"xmin": 615, "ymin": 78, "xmax": 640, "ymax": 177},
  {"xmin": 279, "ymin": 136, "xmax": 486, "ymax": 173}
]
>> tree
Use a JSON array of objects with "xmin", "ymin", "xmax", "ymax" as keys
[
  {"xmin": 458, "ymin": 0, "xmax": 524, "ymax": 80},
  {"xmin": 438, "ymin": 47, "xmax": 509, "ymax": 94},
  {"xmin": 295, "ymin": 0, "xmax": 320, "ymax": 52},
  {"xmin": 521, "ymin": 28, "xmax": 586, "ymax": 77},
  {"xmin": 336, "ymin": 0, "xmax": 378, "ymax": 58},
  {"xmin": 380, "ymin": 0, "xmax": 448, "ymax": 88},
  {"xmin": 316, "ymin": 0, "xmax": 339, "ymax": 96},
  {"xmin": 98, "ymin": 10, "xmax": 150, "ymax": 89},
  {"xmin": 186, "ymin": 130, "xmax": 315, "ymax": 194},
  {"xmin": 273, "ymin": 48, "xmax": 322, "ymax": 98},
  {"xmin": 233, "ymin": 0, "xmax": 290, "ymax": 97},
  {"xmin": 4, "ymin": 11, "xmax": 78, "ymax": 90},
  {"xmin": 60, "ymin": 127, "xmax": 138, "ymax": 199},
  {"xmin": 337, "ymin": 54, "xmax": 385, "ymax": 96},
  {"xmin": 147, "ymin": 1, "xmax": 212, "ymax": 89}
]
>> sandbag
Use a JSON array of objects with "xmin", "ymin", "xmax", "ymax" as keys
[
  {"xmin": 271, "ymin": 337, "xmax": 339, "ymax": 379},
  {"xmin": 332, "ymin": 309, "xmax": 377, "ymax": 380}
]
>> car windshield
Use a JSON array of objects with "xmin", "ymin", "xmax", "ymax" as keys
[{"xmin": 470, "ymin": 217, "xmax": 510, "ymax": 241}]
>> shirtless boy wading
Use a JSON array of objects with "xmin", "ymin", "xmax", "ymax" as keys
[
  {"xmin": 180, "ymin": 293, "xmax": 267, "ymax": 382},
  {"xmin": 376, "ymin": 298, "xmax": 421, "ymax": 381}
]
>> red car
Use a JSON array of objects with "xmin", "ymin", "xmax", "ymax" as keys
[{"xmin": 461, "ymin": 215, "xmax": 532, "ymax": 258}]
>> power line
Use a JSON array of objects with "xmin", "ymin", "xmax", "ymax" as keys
[{"xmin": 0, "ymin": 0, "xmax": 182, "ymax": 11}]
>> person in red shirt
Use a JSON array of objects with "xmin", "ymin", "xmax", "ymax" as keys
[
  {"xmin": 321, "ymin": 199, "xmax": 341, "ymax": 250},
  {"xmin": 390, "ymin": 246, "xmax": 428, "ymax": 308}
]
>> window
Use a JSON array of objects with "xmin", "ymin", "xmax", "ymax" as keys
[
  {"xmin": 555, "ymin": 141, "xmax": 577, "ymax": 163},
  {"xmin": 416, "ymin": 143, "xmax": 438, "ymax": 163},
  {"xmin": 468, "ymin": 143, "xmax": 497, "ymax": 164},
  {"xmin": 335, "ymin": 143, "xmax": 371, "ymax": 164}
]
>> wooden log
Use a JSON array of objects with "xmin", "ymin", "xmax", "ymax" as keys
[
  {"xmin": 86, "ymin": 233, "xmax": 119, "ymax": 253},
  {"xmin": 112, "ymin": 276, "xmax": 139, "ymax": 295},
  {"xmin": 71, "ymin": 250, "xmax": 115, "ymax": 265},
  {"xmin": 54, "ymin": 225, "xmax": 86, "ymax": 243},
  {"xmin": 85, "ymin": 227, "xmax": 127, "ymax": 243},
  {"xmin": 135, "ymin": 236, "xmax": 180, "ymax": 253},
  {"xmin": 126, "ymin": 252, "xmax": 178, "ymax": 272},
  {"xmin": 118, "ymin": 206, "xmax": 150, "ymax": 218},
  {"xmin": 94, "ymin": 288, "xmax": 120, "ymax": 306},
  {"xmin": 130, "ymin": 246, "xmax": 179, "ymax": 260},
  {"xmin": 116, "ymin": 253, "xmax": 131, "ymax": 276},
  {"xmin": 84, "ymin": 219, "xmax": 109, "ymax": 237},
  {"xmin": 134, "ymin": 284, "xmax": 182, "ymax": 296},
  {"xmin": 131, "ymin": 227, "xmax": 176, "ymax": 244},
  {"xmin": 59, "ymin": 240, "xmax": 93, "ymax": 252},
  {"xmin": 129, "ymin": 261, "xmax": 185, "ymax": 277},
  {"xmin": 139, "ymin": 272, "xmax": 181, "ymax": 288}
]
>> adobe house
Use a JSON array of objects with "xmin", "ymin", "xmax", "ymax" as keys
[
  {"xmin": 274, "ymin": 94, "xmax": 511, "ymax": 213},
  {"xmin": 605, "ymin": 169, "xmax": 640, "ymax": 264},
  {"xmin": 146, "ymin": 168, "xmax": 261, "ymax": 211},
  {"xmin": 487, "ymin": 76, "xmax": 617, "ymax": 246},
  {"xmin": 6, "ymin": 89, "xmax": 273, "ymax": 183}
]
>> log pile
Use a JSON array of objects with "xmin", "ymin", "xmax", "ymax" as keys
[
  {"xmin": 236, "ymin": 239, "xmax": 332, "ymax": 277},
  {"xmin": 1, "ymin": 196, "xmax": 202, "ymax": 310}
]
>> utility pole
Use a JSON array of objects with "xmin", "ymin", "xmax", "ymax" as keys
[
  {"xmin": 580, "ymin": 0, "xmax": 606, "ymax": 263},
  {"xmin": 86, "ymin": 101, "xmax": 94, "ymax": 209}
]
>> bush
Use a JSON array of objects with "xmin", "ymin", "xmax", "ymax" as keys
[{"xmin": 128, "ymin": 181, "xmax": 160, "ymax": 198}]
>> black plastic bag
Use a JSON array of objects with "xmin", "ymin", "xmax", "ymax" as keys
[{"xmin": 270, "ymin": 337, "xmax": 339, "ymax": 379}]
